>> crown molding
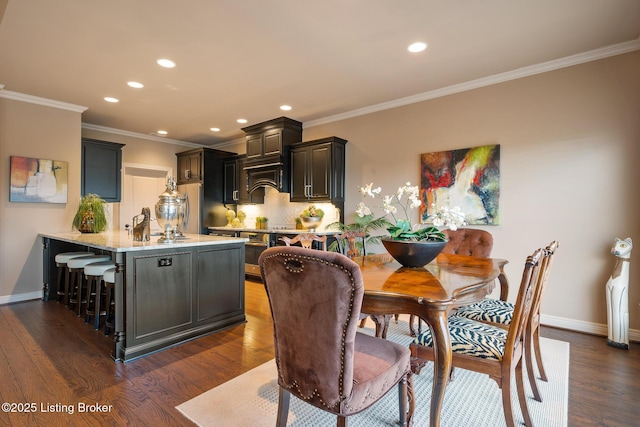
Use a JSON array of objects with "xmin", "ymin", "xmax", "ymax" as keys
[
  {"xmin": 81, "ymin": 122, "xmax": 245, "ymax": 150},
  {"xmin": 0, "ymin": 89, "xmax": 88, "ymax": 113},
  {"xmin": 305, "ymin": 37, "xmax": 640, "ymax": 129}
]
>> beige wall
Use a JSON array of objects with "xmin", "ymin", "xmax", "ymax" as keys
[
  {"xmin": 1, "ymin": 51, "xmax": 638, "ymax": 336},
  {"xmin": 303, "ymin": 51, "xmax": 640, "ymax": 333}
]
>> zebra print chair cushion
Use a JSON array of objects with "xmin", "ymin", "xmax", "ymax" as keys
[
  {"xmin": 413, "ymin": 316, "xmax": 507, "ymax": 360},
  {"xmin": 453, "ymin": 298, "xmax": 515, "ymax": 325}
]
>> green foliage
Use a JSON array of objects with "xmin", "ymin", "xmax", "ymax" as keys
[
  {"xmin": 300, "ymin": 205, "xmax": 324, "ymax": 218},
  {"xmin": 72, "ymin": 194, "xmax": 107, "ymax": 233},
  {"xmin": 325, "ymin": 214, "xmax": 392, "ymax": 252},
  {"xmin": 387, "ymin": 220, "xmax": 446, "ymax": 242}
]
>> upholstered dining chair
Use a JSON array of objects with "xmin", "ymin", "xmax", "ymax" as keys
[
  {"xmin": 410, "ymin": 247, "xmax": 544, "ymax": 427},
  {"xmin": 409, "ymin": 228, "xmax": 494, "ymax": 337},
  {"xmin": 280, "ymin": 233, "xmax": 327, "ymax": 251},
  {"xmin": 452, "ymin": 240, "xmax": 559, "ymax": 402},
  {"xmin": 259, "ymin": 246, "xmax": 414, "ymax": 427},
  {"xmin": 441, "ymin": 228, "xmax": 494, "ymax": 257}
]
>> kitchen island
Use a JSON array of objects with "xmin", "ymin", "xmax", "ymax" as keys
[{"xmin": 40, "ymin": 231, "xmax": 247, "ymax": 361}]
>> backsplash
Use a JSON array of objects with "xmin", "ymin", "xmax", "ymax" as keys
[{"xmin": 236, "ymin": 187, "xmax": 340, "ymax": 231}]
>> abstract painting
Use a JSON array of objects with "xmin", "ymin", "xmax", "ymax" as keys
[
  {"xmin": 420, "ymin": 145, "xmax": 500, "ymax": 225},
  {"xmin": 9, "ymin": 156, "xmax": 68, "ymax": 203}
]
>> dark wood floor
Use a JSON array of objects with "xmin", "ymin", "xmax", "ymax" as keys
[{"xmin": 1, "ymin": 279, "xmax": 638, "ymax": 426}]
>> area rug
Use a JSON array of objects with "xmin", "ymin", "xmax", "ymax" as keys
[{"xmin": 177, "ymin": 316, "xmax": 569, "ymax": 426}]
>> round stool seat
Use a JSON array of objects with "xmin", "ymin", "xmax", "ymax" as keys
[
  {"xmin": 67, "ymin": 255, "xmax": 111, "ymax": 270},
  {"xmin": 103, "ymin": 268, "xmax": 116, "ymax": 284},
  {"xmin": 84, "ymin": 261, "xmax": 115, "ymax": 276},
  {"xmin": 55, "ymin": 251, "xmax": 95, "ymax": 264}
]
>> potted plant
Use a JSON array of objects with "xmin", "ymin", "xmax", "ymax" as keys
[
  {"xmin": 357, "ymin": 182, "xmax": 466, "ymax": 267},
  {"xmin": 72, "ymin": 193, "xmax": 108, "ymax": 233},
  {"xmin": 299, "ymin": 205, "xmax": 325, "ymax": 231}
]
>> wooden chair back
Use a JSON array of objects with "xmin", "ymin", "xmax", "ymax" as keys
[
  {"xmin": 334, "ymin": 230, "xmax": 366, "ymax": 259},
  {"xmin": 280, "ymin": 234, "xmax": 327, "ymax": 251}
]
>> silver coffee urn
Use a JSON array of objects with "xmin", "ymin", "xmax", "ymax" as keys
[{"xmin": 155, "ymin": 177, "xmax": 183, "ymax": 243}]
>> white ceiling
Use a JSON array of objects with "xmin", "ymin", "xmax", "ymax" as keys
[{"xmin": 1, "ymin": 0, "xmax": 639, "ymax": 147}]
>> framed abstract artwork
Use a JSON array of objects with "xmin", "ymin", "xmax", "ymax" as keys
[
  {"xmin": 9, "ymin": 156, "xmax": 68, "ymax": 203},
  {"xmin": 420, "ymin": 144, "xmax": 500, "ymax": 225}
]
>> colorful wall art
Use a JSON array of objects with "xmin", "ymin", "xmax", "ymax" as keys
[
  {"xmin": 420, "ymin": 144, "xmax": 500, "ymax": 225},
  {"xmin": 9, "ymin": 156, "xmax": 68, "ymax": 203}
]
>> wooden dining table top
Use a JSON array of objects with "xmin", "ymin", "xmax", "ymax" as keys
[{"xmin": 354, "ymin": 252, "xmax": 508, "ymax": 308}]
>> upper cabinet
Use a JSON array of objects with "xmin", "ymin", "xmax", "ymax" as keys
[
  {"xmin": 241, "ymin": 117, "xmax": 302, "ymax": 193},
  {"xmin": 81, "ymin": 138, "xmax": 125, "ymax": 202},
  {"xmin": 289, "ymin": 136, "xmax": 347, "ymax": 205},
  {"xmin": 177, "ymin": 149, "xmax": 204, "ymax": 184},
  {"xmin": 223, "ymin": 155, "xmax": 264, "ymax": 204},
  {"xmin": 242, "ymin": 117, "xmax": 302, "ymax": 163}
]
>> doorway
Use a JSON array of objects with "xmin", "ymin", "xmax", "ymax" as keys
[{"xmin": 120, "ymin": 163, "xmax": 172, "ymax": 234}]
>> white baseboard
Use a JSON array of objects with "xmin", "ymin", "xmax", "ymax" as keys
[
  {"xmin": 541, "ymin": 313, "xmax": 640, "ymax": 343},
  {"xmin": 0, "ymin": 291, "xmax": 42, "ymax": 305}
]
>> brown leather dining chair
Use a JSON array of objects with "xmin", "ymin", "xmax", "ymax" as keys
[
  {"xmin": 410, "ymin": 228, "xmax": 494, "ymax": 336},
  {"xmin": 259, "ymin": 246, "xmax": 414, "ymax": 427},
  {"xmin": 441, "ymin": 228, "xmax": 494, "ymax": 257},
  {"xmin": 410, "ymin": 247, "xmax": 545, "ymax": 427},
  {"xmin": 280, "ymin": 233, "xmax": 327, "ymax": 251},
  {"xmin": 453, "ymin": 240, "xmax": 559, "ymax": 402}
]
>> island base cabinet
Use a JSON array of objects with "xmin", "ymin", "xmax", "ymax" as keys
[{"xmin": 119, "ymin": 244, "xmax": 245, "ymax": 361}]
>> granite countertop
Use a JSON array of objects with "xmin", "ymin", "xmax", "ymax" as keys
[
  {"xmin": 40, "ymin": 230, "xmax": 247, "ymax": 252},
  {"xmin": 207, "ymin": 226, "xmax": 337, "ymax": 235}
]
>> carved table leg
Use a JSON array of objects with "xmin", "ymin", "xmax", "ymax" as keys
[
  {"xmin": 423, "ymin": 309, "xmax": 452, "ymax": 427},
  {"xmin": 498, "ymin": 268, "xmax": 509, "ymax": 301}
]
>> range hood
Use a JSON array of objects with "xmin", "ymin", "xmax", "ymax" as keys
[
  {"xmin": 245, "ymin": 161, "xmax": 285, "ymax": 194},
  {"xmin": 241, "ymin": 117, "xmax": 303, "ymax": 194}
]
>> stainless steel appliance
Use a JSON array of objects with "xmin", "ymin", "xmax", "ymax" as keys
[{"xmin": 240, "ymin": 231, "xmax": 276, "ymax": 278}]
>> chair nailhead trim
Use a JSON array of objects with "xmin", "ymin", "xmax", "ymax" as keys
[{"xmin": 264, "ymin": 250, "xmax": 358, "ymax": 408}]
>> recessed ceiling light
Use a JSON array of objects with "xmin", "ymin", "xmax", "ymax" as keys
[
  {"xmin": 280, "ymin": 105, "xmax": 292, "ymax": 111},
  {"xmin": 127, "ymin": 81, "xmax": 144, "ymax": 89},
  {"xmin": 237, "ymin": 119, "xmax": 248, "ymax": 124},
  {"xmin": 157, "ymin": 58, "xmax": 176, "ymax": 68},
  {"xmin": 407, "ymin": 42, "xmax": 427, "ymax": 53},
  {"xmin": 104, "ymin": 97, "xmax": 119, "ymax": 103},
  {"xmin": 157, "ymin": 130, "xmax": 168, "ymax": 135},
  {"xmin": 210, "ymin": 127, "xmax": 220, "ymax": 132}
]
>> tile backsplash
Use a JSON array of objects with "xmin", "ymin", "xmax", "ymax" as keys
[{"xmin": 236, "ymin": 187, "xmax": 340, "ymax": 230}]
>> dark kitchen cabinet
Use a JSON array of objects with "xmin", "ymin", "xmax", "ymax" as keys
[
  {"xmin": 176, "ymin": 149, "xmax": 203, "ymax": 184},
  {"xmin": 81, "ymin": 138, "xmax": 125, "ymax": 202},
  {"xmin": 223, "ymin": 155, "xmax": 264, "ymax": 204},
  {"xmin": 242, "ymin": 117, "xmax": 302, "ymax": 163},
  {"xmin": 290, "ymin": 137, "xmax": 347, "ymax": 205},
  {"xmin": 176, "ymin": 147, "xmax": 236, "ymax": 231},
  {"xmin": 241, "ymin": 117, "xmax": 302, "ymax": 193}
]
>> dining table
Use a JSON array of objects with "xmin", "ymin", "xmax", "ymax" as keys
[{"xmin": 355, "ymin": 252, "xmax": 509, "ymax": 427}]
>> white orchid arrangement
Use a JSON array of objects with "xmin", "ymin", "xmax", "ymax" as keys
[{"xmin": 357, "ymin": 182, "xmax": 466, "ymax": 242}]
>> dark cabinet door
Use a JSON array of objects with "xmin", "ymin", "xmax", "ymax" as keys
[
  {"xmin": 289, "ymin": 148, "xmax": 309, "ymax": 200},
  {"xmin": 177, "ymin": 151, "xmax": 202, "ymax": 184},
  {"xmin": 289, "ymin": 137, "xmax": 346, "ymax": 204},
  {"xmin": 81, "ymin": 138, "xmax": 124, "ymax": 202},
  {"xmin": 223, "ymin": 159, "xmax": 238, "ymax": 203},
  {"xmin": 245, "ymin": 134, "xmax": 263, "ymax": 160},
  {"xmin": 263, "ymin": 129, "xmax": 283, "ymax": 157},
  {"xmin": 309, "ymin": 143, "xmax": 331, "ymax": 200}
]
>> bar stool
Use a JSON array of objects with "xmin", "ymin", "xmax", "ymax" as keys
[
  {"xmin": 54, "ymin": 252, "xmax": 95, "ymax": 306},
  {"xmin": 103, "ymin": 267, "xmax": 116, "ymax": 335},
  {"xmin": 67, "ymin": 255, "xmax": 111, "ymax": 317},
  {"xmin": 84, "ymin": 261, "xmax": 116, "ymax": 330}
]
